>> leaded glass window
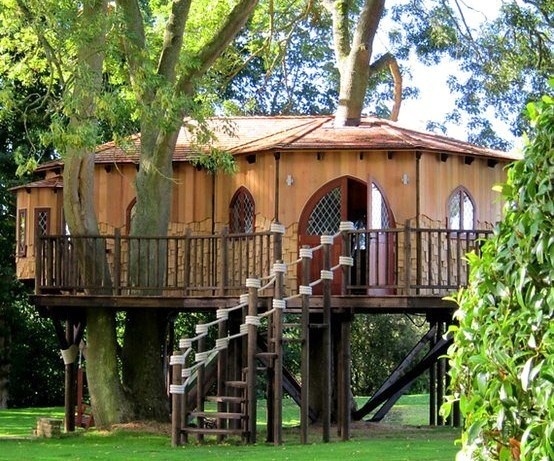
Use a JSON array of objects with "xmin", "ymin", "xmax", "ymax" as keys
[
  {"xmin": 448, "ymin": 187, "xmax": 475, "ymax": 230},
  {"xmin": 307, "ymin": 187, "xmax": 341, "ymax": 235},
  {"xmin": 230, "ymin": 188, "xmax": 255, "ymax": 233},
  {"xmin": 370, "ymin": 183, "xmax": 391, "ymax": 229},
  {"xmin": 18, "ymin": 209, "xmax": 27, "ymax": 256},
  {"xmin": 35, "ymin": 208, "xmax": 50, "ymax": 236}
]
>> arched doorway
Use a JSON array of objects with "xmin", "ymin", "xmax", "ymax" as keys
[{"xmin": 298, "ymin": 176, "xmax": 394, "ymax": 295}]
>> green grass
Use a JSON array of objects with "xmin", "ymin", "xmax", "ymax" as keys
[{"xmin": 0, "ymin": 396, "xmax": 460, "ymax": 461}]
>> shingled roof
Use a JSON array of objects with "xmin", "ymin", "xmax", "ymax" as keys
[{"xmin": 34, "ymin": 116, "xmax": 522, "ymax": 173}]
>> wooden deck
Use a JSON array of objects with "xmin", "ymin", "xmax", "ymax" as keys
[{"xmin": 32, "ymin": 225, "xmax": 491, "ymax": 317}]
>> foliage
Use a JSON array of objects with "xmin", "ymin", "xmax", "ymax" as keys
[
  {"xmin": 351, "ymin": 314, "xmax": 428, "ymax": 396},
  {"xmin": 391, "ymin": 0, "xmax": 553, "ymax": 149},
  {"xmin": 445, "ymin": 86, "xmax": 554, "ymax": 460},
  {"xmin": 218, "ymin": 4, "xmax": 338, "ymax": 116}
]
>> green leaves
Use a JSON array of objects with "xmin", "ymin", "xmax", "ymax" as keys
[{"xmin": 446, "ymin": 89, "xmax": 554, "ymax": 459}]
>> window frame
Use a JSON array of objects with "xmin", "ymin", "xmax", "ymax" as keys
[
  {"xmin": 229, "ymin": 187, "xmax": 255, "ymax": 234},
  {"xmin": 17, "ymin": 209, "xmax": 27, "ymax": 257},
  {"xmin": 447, "ymin": 186, "xmax": 476, "ymax": 231}
]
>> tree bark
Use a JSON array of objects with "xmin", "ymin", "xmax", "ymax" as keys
[
  {"xmin": 119, "ymin": 0, "xmax": 259, "ymax": 420},
  {"xmin": 61, "ymin": 0, "xmax": 133, "ymax": 427},
  {"xmin": 324, "ymin": 0, "xmax": 403, "ymax": 127}
]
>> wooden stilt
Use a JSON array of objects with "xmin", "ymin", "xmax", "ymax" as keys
[
  {"xmin": 436, "ymin": 321, "xmax": 445, "ymax": 426},
  {"xmin": 64, "ymin": 321, "xmax": 76, "ymax": 433},
  {"xmin": 339, "ymin": 314, "xmax": 351, "ymax": 441},
  {"xmin": 429, "ymin": 320, "xmax": 437, "ymax": 426}
]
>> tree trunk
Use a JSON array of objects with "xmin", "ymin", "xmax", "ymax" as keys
[
  {"xmin": 324, "ymin": 0, "xmax": 387, "ymax": 127},
  {"xmin": 122, "ymin": 309, "xmax": 170, "ymax": 420},
  {"xmin": 87, "ymin": 307, "xmax": 133, "ymax": 427},
  {"xmin": 0, "ymin": 315, "xmax": 9, "ymax": 409}
]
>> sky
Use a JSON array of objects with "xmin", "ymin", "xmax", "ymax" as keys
[{"xmin": 385, "ymin": 0, "xmax": 516, "ymax": 147}]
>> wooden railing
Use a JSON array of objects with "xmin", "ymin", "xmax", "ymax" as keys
[
  {"xmin": 347, "ymin": 227, "xmax": 491, "ymax": 296},
  {"xmin": 35, "ymin": 226, "xmax": 492, "ymax": 297}
]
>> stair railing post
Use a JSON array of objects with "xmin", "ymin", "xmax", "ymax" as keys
[
  {"xmin": 299, "ymin": 245, "xmax": 312, "ymax": 444},
  {"xmin": 170, "ymin": 351, "xmax": 184, "ymax": 446},
  {"xmin": 271, "ymin": 223, "xmax": 285, "ymax": 445},
  {"xmin": 245, "ymin": 277, "xmax": 260, "ymax": 443},
  {"xmin": 196, "ymin": 326, "xmax": 206, "ymax": 442},
  {"xmin": 321, "ymin": 235, "xmax": 333, "ymax": 443}
]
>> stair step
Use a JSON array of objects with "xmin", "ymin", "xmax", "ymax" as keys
[
  {"xmin": 182, "ymin": 427, "xmax": 245, "ymax": 436},
  {"xmin": 206, "ymin": 396, "xmax": 244, "ymax": 404},
  {"xmin": 282, "ymin": 337, "xmax": 303, "ymax": 343},
  {"xmin": 310, "ymin": 323, "xmax": 328, "ymax": 329},
  {"xmin": 190, "ymin": 411, "xmax": 245, "ymax": 420},
  {"xmin": 283, "ymin": 323, "xmax": 301, "ymax": 328},
  {"xmin": 225, "ymin": 380, "xmax": 247, "ymax": 388},
  {"xmin": 256, "ymin": 352, "xmax": 278, "ymax": 359}
]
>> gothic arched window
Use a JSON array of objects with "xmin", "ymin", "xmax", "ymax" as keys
[
  {"xmin": 229, "ymin": 187, "xmax": 255, "ymax": 233},
  {"xmin": 448, "ymin": 187, "xmax": 475, "ymax": 230}
]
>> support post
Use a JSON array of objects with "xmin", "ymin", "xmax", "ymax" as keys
[
  {"xmin": 170, "ymin": 351, "xmax": 183, "ymax": 447},
  {"xmin": 300, "ymin": 246, "xmax": 311, "ymax": 444},
  {"xmin": 339, "ymin": 314, "xmax": 352, "ymax": 441},
  {"xmin": 63, "ymin": 321, "xmax": 76, "ymax": 433}
]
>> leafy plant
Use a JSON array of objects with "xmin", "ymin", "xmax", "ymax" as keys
[{"xmin": 445, "ymin": 83, "xmax": 554, "ymax": 460}]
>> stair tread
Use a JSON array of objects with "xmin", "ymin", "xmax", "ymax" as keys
[
  {"xmin": 182, "ymin": 427, "xmax": 245, "ymax": 436},
  {"xmin": 256, "ymin": 352, "xmax": 278, "ymax": 358},
  {"xmin": 190, "ymin": 411, "xmax": 244, "ymax": 420},
  {"xmin": 206, "ymin": 396, "xmax": 244, "ymax": 404},
  {"xmin": 225, "ymin": 380, "xmax": 247, "ymax": 388}
]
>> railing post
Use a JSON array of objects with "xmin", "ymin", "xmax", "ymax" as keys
[
  {"xmin": 321, "ymin": 236, "xmax": 332, "ymax": 443},
  {"xmin": 271, "ymin": 223, "xmax": 285, "ymax": 445},
  {"xmin": 404, "ymin": 220, "xmax": 412, "ymax": 295},
  {"xmin": 299, "ymin": 245, "xmax": 312, "ymax": 445},
  {"xmin": 170, "ymin": 351, "xmax": 184, "ymax": 446},
  {"xmin": 196, "ymin": 328, "xmax": 206, "ymax": 442},
  {"xmin": 341, "ymin": 224, "xmax": 352, "ymax": 295},
  {"xmin": 220, "ymin": 227, "xmax": 229, "ymax": 296},
  {"xmin": 35, "ymin": 234, "xmax": 43, "ymax": 294},
  {"xmin": 184, "ymin": 229, "xmax": 191, "ymax": 295},
  {"xmin": 114, "ymin": 229, "xmax": 121, "ymax": 295},
  {"xmin": 245, "ymin": 277, "xmax": 260, "ymax": 444}
]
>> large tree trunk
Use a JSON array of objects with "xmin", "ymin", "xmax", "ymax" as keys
[
  {"xmin": 324, "ymin": 0, "xmax": 397, "ymax": 127},
  {"xmin": 0, "ymin": 315, "xmax": 9, "ymax": 409},
  {"xmin": 87, "ymin": 308, "xmax": 133, "ymax": 427},
  {"xmin": 118, "ymin": 0, "xmax": 259, "ymax": 421},
  {"xmin": 61, "ymin": 0, "xmax": 133, "ymax": 427}
]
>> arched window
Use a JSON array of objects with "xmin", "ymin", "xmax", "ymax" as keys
[
  {"xmin": 448, "ymin": 187, "xmax": 475, "ymax": 230},
  {"xmin": 229, "ymin": 187, "xmax": 255, "ymax": 233},
  {"xmin": 307, "ymin": 186, "xmax": 341, "ymax": 235},
  {"xmin": 126, "ymin": 198, "xmax": 137, "ymax": 234}
]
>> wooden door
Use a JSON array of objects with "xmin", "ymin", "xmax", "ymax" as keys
[
  {"xmin": 366, "ymin": 180, "xmax": 395, "ymax": 295},
  {"xmin": 298, "ymin": 177, "xmax": 367, "ymax": 295}
]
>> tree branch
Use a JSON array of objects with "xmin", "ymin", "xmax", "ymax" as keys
[
  {"xmin": 322, "ymin": 0, "xmax": 351, "ymax": 63},
  {"xmin": 177, "ymin": 0, "xmax": 259, "ymax": 94},
  {"xmin": 157, "ymin": 0, "xmax": 192, "ymax": 82},
  {"xmin": 370, "ymin": 52, "xmax": 402, "ymax": 121},
  {"xmin": 115, "ymin": 0, "xmax": 148, "ymax": 92}
]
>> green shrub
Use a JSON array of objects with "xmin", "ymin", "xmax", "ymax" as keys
[{"xmin": 445, "ymin": 86, "xmax": 554, "ymax": 460}]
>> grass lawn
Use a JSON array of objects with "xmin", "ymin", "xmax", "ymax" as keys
[{"xmin": 0, "ymin": 395, "xmax": 460, "ymax": 461}]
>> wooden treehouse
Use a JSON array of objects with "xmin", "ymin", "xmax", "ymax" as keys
[{"xmin": 12, "ymin": 116, "xmax": 519, "ymax": 443}]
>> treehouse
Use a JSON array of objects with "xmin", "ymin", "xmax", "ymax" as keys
[{"xmin": 12, "ymin": 116, "xmax": 519, "ymax": 442}]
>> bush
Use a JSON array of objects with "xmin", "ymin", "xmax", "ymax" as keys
[{"xmin": 446, "ymin": 88, "xmax": 554, "ymax": 460}]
